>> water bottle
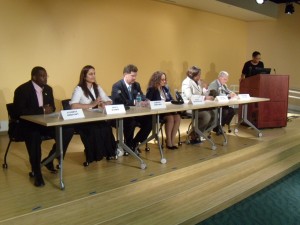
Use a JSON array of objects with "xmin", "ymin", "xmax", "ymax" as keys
[{"xmin": 136, "ymin": 92, "xmax": 142, "ymax": 107}]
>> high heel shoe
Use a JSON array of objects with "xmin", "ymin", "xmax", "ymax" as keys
[
  {"xmin": 41, "ymin": 158, "xmax": 58, "ymax": 174},
  {"xmin": 166, "ymin": 145, "xmax": 176, "ymax": 150}
]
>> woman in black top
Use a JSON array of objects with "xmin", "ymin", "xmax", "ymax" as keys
[
  {"xmin": 146, "ymin": 71, "xmax": 181, "ymax": 149},
  {"xmin": 241, "ymin": 51, "xmax": 264, "ymax": 79}
]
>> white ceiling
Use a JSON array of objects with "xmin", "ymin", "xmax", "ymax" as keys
[{"xmin": 155, "ymin": 0, "xmax": 279, "ymax": 21}]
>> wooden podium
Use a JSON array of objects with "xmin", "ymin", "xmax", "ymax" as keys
[{"xmin": 239, "ymin": 74, "xmax": 289, "ymax": 128}]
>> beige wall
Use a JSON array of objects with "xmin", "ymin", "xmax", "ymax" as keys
[
  {"xmin": 247, "ymin": 4, "xmax": 300, "ymax": 90},
  {"xmin": 0, "ymin": 0, "xmax": 298, "ymax": 120}
]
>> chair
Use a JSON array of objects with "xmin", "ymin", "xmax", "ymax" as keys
[
  {"xmin": 2, "ymin": 103, "xmax": 52, "ymax": 169},
  {"xmin": 61, "ymin": 99, "xmax": 71, "ymax": 110},
  {"xmin": 180, "ymin": 111, "xmax": 193, "ymax": 133},
  {"xmin": 61, "ymin": 99, "xmax": 80, "ymax": 136}
]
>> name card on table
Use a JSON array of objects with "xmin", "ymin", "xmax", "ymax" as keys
[
  {"xmin": 238, "ymin": 94, "xmax": 251, "ymax": 100},
  {"xmin": 105, "ymin": 104, "xmax": 126, "ymax": 115},
  {"xmin": 215, "ymin": 96, "xmax": 229, "ymax": 102},
  {"xmin": 190, "ymin": 95, "xmax": 205, "ymax": 105},
  {"xmin": 61, "ymin": 109, "xmax": 85, "ymax": 120},
  {"xmin": 149, "ymin": 100, "xmax": 166, "ymax": 110}
]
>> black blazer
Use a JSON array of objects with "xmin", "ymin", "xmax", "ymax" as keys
[
  {"xmin": 111, "ymin": 79, "xmax": 145, "ymax": 106},
  {"xmin": 13, "ymin": 80, "xmax": 55, "ymax": 118},
  {"xmin": 146, "ymin": 86, "xmax": 173, "ymax": 102}
]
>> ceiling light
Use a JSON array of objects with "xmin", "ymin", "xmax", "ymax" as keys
[
  {"xmin": 256, "ymin": 0, "xmax": 264, "ymax": 4},
  {"xmin": 285, "ymin": 3, "xmax": 295, "ymax": 14}
]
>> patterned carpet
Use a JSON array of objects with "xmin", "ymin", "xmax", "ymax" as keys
[{"xmin": 197, "ymin": 168, "xmax": 300, "ymax": 225}]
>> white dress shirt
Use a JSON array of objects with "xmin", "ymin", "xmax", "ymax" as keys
[{"xmin": 70, "ymin": 85, "xmax": 112, "ymax": 106}]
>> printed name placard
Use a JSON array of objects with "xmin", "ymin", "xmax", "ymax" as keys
[
  {"xmin": 105, "ymin": 104, "xmax": 126, "ymax": 115},
  {"xmin": 190, "ymin": 95, "xmax": 205, "ymax": 105},
  {"xmin": 238, "ymin": 94, "xmax": 251, "ymax": 100},
  {"xmin": 61, "ymin": 109, "xmax": 85, "ymax": 120},
  {"xmin": 150, "ymin": 100, "xmax": 166, "ymax": 110},
  {"xmin": 215, "ymin": 96, "xmax": 229, "ymax": 102}
]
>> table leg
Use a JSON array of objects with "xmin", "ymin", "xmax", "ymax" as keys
[
  {"xmin": 56, "ymin": 126, "xmax": 64, "ymax": 189},
  {"xmin": 117, "ymin": 119, "xmax": 147, "ymax": 169},
  {"xmin": 40, "ymin": 125, "xmax": 64, "ymax": 190},
  {"xmin": 235, "ymin": 104, "xmax": 262, "ymax": 137},
  {"xmin": 217, "ymin": 107, "xmax": 228, "ymax": 146},
  {"xmin": 193, "ymin": 110, "xmax": 217, "ymax": 150},
  {"xmin": 138, "ymin": 114, "xmax": 167, "ymax": 164}
]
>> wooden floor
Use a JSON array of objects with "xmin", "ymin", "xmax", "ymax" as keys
[{"xmin": 0, "ymin": 116, "xmax": 300, "ymax": 225}]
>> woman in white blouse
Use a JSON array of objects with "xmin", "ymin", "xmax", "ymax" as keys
[
  {"xmin": 181, "ymin": 66, "xmax": 216, "ymax": 135},
  {"xmin": 70, "ymin": 65, "xmax": 116, "ymax": 166}
]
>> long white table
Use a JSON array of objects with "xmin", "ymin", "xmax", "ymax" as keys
[
  {"xmin": 159, "ymin": 97, "xmax": 270, "ymax": 149},
  {"xmin": 21, "ymin": 97, "xmax": 269, "ymax": 189}
]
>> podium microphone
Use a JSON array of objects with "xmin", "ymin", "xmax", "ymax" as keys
[
  {"xmin": 117, "ymin": 90, "xmax": 130, "ymax": 110},
  {"xmin": 274, "ymin": 68, "xmax": 277, "ymax": 75}
]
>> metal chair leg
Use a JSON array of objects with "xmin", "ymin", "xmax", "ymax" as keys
[
  {"xmin": 178, "ymin": 128, "xmax": 182, "ymax": 146},
  {"xmin": 2, "ymin": 140, "xmax": 12, "ymax": 169}
]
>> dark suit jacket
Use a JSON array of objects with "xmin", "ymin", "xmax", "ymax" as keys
[
  {"xmin": 13, "ymin": 80, "xmax": 55, "ymax": 118},
  {"xmin": 111, "ymin": 79, "xmax": 145, "ymax": 106},
  {"xmin": 146, "ymin": 86, "xmax": 173, "ymax": 102}
]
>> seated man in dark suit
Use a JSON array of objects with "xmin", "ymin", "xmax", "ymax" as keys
[
  {"xmin": 13, "ymin": 66, "xmax": 74, "ymax": 187},
  {"xmin": 111, "ymin": 64, "xmax": 152, "ymax": 154},
  {"xmin": 207, "ymin": 71, "xmax": 237, "ymax": 135}
]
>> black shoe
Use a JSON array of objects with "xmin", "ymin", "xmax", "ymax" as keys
[
  {"xmin": 106, "ymin": 156, "xmax": 116, "ymax": 160},
  {"xmin": 41, "ymin": 158, "xmax": 58, "ymax": 174},
  {"xmin": 213, "ymin": 127, "xmax": 223, "ymax": 136},
  {"xmin": 130, "ymin": 142, "xmax": 138, "ymax": 151},
  {"xmin": 190, "ymin": 139, "xmax": 202, "ymax": 144},
  {"xmin": 34, "ymin": 174, "xmax": 45, "ymax": 187},
  {"xmin": 29, "ymin": 171, "xmax": 35, "ymax": 178},
  {"xmin": 166, "ymin": 145, "xmax": 175, "ymax": 150},
  {"xmin": 83, "ymin": 161, "xmax": 89, "ymax": 167}
]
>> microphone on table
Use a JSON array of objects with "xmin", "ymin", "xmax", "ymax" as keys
[
  {"xmin": 117, "ymin": 90, "xmax": 130, "ymax": 110},
  {"xmin": 171, "ymin": 89, "xmax": 184, "ymax": 105},
  {"xmin": 175, "ymin": 89, "xmax": 184, "ymax": 103},
  {"xmin": 274, "ymin": 68, "xmax": 277, "ymax": 75}
]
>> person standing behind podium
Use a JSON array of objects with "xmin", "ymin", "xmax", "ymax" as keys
[
  {"xmin": 13, "ymin": 66, "xmax": 74, "ymax": 187},
  {"xmin": 146, "ymin": 71, "xmax": 181, "ymax": 149},
  {"xmin": 111, "ymin": 64, "xmax": 152, "ymax": 153},
  {"xmin": 70, "ymin": 65, "xmax": 116, "ymax": 166},
  {"xmin": 241, "ymin": 51, "xmax": 264, "ymax": 80}
]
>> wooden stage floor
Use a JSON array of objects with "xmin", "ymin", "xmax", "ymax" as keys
[{"xmin": 0, "ymin": 115, "xmax": 299, "ymax": 224}]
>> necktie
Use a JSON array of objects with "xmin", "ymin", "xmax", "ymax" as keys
[{"xmin": 128, "ymin": 85, "xmax": 132, "ymax": 100}]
